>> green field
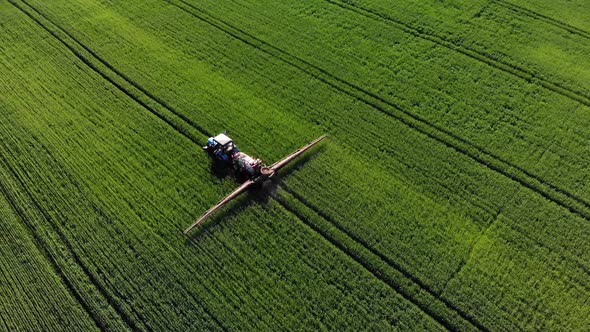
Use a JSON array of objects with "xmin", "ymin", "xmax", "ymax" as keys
[{"xmin": 1, "ymin": 0, "xmax": 588, "ymax": 330}]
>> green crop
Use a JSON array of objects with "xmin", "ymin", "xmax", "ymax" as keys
[{"xmin": 1, "ymin": 0, "xmax": 588, "ymax": 330}]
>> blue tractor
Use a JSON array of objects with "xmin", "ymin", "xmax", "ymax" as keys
[
  {"xmin": 203, "ymin": 133, "xmax": 264, "ymax": 178},
  {"xmin": 187, "ymin": 133, "xmax": 326, "ymax": 234},
  {"xmin": 203, "ymin": 133, "xmax": 239, "ymax": 162}
]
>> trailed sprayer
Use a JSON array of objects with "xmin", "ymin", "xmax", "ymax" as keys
[{"xmin": 184, "ymin": 133, "xmax": 326, "ymax": 234}]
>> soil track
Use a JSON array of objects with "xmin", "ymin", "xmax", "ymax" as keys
[
  {"xmin": 491, "ymin": 0, "xmax": 590, "ymax": 40},
  {"xmin": 166, "ymin": 0, "xmax": 590, "ymax": 222},
  {"xmin": 325, "ymin": 0, "xmax": 590, "ymax": 104}
]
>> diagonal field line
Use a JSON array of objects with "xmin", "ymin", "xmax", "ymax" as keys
[
  {"xmin": 6, "ymin": 0, "xmax": 588, "ymax": 330},
  {"xmin": 491, "ymin": 0, "xmax": 590, "ymax": 40},
  {"xmin": 9, "ymin": 2, "xmax": 208, "ymax": 145},
  {"xmin": 0, "ymin": 130, "xmax": 229, "ymax": 331},
  {"xmin": 4, "ymin": 1, "xmax": 228, "ymax": 329},
  {"xmin": 325, "ymin": 0, "xmax": 590, "ymax": 105},
  {"xmin": 16, "ymin": 0, "xmax": 590, "ymax": 224},
  {"xmin": 277, "ymin": 184, "xmax": 487, "ymax": 331},
  {"xmin": 14, "ymin": 0, "xmax": 212, "ymax": 141},
  {"xmin": 274, "ymin": 189, "xmax": 486, "ymax": 331},
  {"xmin": 7, "ymin": 1, "xmax": 482, "ymax": 329},
  {"xmin": 0, "ymin": 170, "xmax": 108, "ymax": 331},
  {"xmin": 11, "ymin": 0, "xmax": 590, "ymax": 321},
  {"xmin": 0, "ymin": 152, "xmax": 140, "ymax": 331},
  {"xmin": 164, "ymin": 0, "xmax": 590, "ymax": 221}
]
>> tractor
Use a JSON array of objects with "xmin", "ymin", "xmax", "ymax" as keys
[{"xmin": 184, "ymin": 133, "xmax": 326, "ymax": 234}]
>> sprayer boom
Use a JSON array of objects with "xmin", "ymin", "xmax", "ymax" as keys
[{"xmin": 184, "ymin": 135, "xmax": 326, "ymax": 234}]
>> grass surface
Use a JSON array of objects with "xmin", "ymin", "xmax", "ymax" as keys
[{"xmin": 1, "ymin": 0, "xmax": 588, "ymax": 330}]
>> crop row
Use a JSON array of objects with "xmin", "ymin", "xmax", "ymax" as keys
[
  {"xmin": 443, "ymin": 219, "xmax": 590, "ymax": 331},
  {"xmin": 280, "ymin": 155, "xmax": 590, "ymax": 331},
  {"xmin": 7, "ymin": 2, "xmax": 482, "ymax": 329},
  {"xmin": 0, "ymin": 125, "xmax": 442, "ymax": 330},
  {"xmin": 10, "ymin": 0, "xmax": 590, "ymax": 328},
  {"xmin": 183, "ymin": 0, "xmax": 590, "ymax": 207},
  {"xmin": 0, "ymin": 190, "xmax": 98, "ymax": 331},
  {"xmin": 492, "ymin": 0, "xmax": 590, "ymax": 38},
  {"xmin": 331, "ymin": 0, "xmax": 590, "ymax": 99},
  {"xmin": 16, "ymin": 0, "xmax": 588, "ymax": 328},
  {"xmin": 7, "ymin": 0, "xmax": 208, "ymax": 145},
  {"xmin": 275, "ymin": 188, "xmax": 483, "ymax": 331},
  {"xmin": 0, "ymin": 3, "xmax": 443, "ymax": 330}
]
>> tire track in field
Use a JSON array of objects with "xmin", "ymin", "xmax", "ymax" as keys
[
  {"xmin": 8, "ymin": 0, "xmax": 478, "ymax": 327},
  {"xmin": 6, "ymin": 2, "xmax": 229, "ymax": 329},
  {"xmin": 447, "ymin": 180, "xmax": 590, "ymax": 290},
  {"xmin": 0, "ymin": 154, "xmax": 138, "ymax": 331},
  {"xmin": 19, "ymin": 0, "xmax": 590, "ymax": 223},
  {"xmin": 505, "ymin": 225, "xmax": 590, "ymax": 290},
  {"xmin": 35, "ymin": 140, "xmax": 230, "ymax": 331},
  {"xmin": 507, "ymin": 221, "xmax": 590, "ymax": 277},
  {"xmin": 274, "ymin": 189, "xmax": 485, "ymax": 332},
  {"xmin": 10, "ymin": 0, "xmax": 587, "ymax": 328},
  {"xmin": 491, "ymin": 0, "xmax": 590, "ymax": 40},
  {"xmin": 0, "ymin": 171, "xmax": 106, "ymax": 331},
  {"xmin": 2, "ymin": 124, "xmax": 228, "ymax": 331},
  {"xmin": 164, "ymin": 0, "xmax": 590, "ymax": 222},
  {"xmin": 325, "ymin": 0, "xmax": 590, "ymax": 104},
  {"xmin": 1, "ymin": 127, "xmax": 151, "ymax": 329},
  {"xmin": 440, "ymin": 183, "xmax": 521, "ymax": 294},
  {"xmin": 280, "ymin": 185, "xmax": 438, "ymax": 298},
  {"xmin": 16, "ymin": 0, "xmax": 590, "ymax": 319},
  {"xmin": 8, "ymin": 0, "xmax": 212, "ymax": 146},
  {"xmin": 280, "ymin": 185, "xmax": 489, "ymax": 331}
]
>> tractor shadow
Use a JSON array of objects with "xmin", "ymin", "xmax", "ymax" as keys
[
  {"xmin": 184, "ymin": 145, "xmax": 326, "ymax": 242},
  {"xmin": 209, "ymin": 159, "xmax": 233, "ymax": 180}
]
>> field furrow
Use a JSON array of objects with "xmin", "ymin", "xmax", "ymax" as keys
[
  {"xmin": 0, "ymin": 159, "xmax": 129, "ymax": 330},
  {"xmin": 16, "ymin": 0, "xmax": 590, "ymax": 226},
  {"xmin": 443, "ymin": 219, "xmax": 590, "ymax": 330},
  {"xmin": 326, "ymin": 0, "xmax": 590, "ymax": 105},
  {"xmin": 12, "ymin": 0, "xmax": 587, "ymax": 329},
  {"xmin": 328, "ymin": 0, "xmax": 590, "ymax": 97},
  {"xmin": 275, "ymin": 188, "xmax": 483, "ymax": 331},
  {"xmin": 0, "ymin": 2, "xmax": 449, "ymax": 330},
  {"xmin": 1, "ymin": 0, "xmax": 588, "ymax": 330},
  {"xmin": 0, "ymin": 187, "xmax": 100, "ymax": 331},
  {"xmin": 8, "ymin": 0, "xmax": 209, "ymax": 145},
  {"xmin": 493, "ymin": 0, "xmax": 590, "ymax": 38}
]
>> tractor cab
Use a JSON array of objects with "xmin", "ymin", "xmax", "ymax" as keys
[{"xmin": 203, "ymin": 133, "xmax": 240, "ymax": 162}]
